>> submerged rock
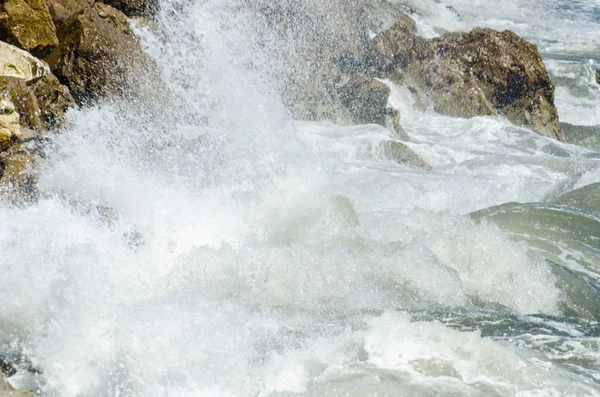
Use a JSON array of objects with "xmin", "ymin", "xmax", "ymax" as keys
[
  {"xmin": 44, "ymin": 2, "xmax": 151, "ymax": 104},
  {"xmin": 380, "ymin": 140, "xmax": 431, "ymax": 169},
  {"xmin": 369, "ymin": 21, "xmax": 562, "ymax": 140},
  {"xmin": 0, "ymin": 0, "xmax": 59, "ymax": 56}
]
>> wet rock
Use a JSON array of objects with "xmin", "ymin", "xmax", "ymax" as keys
[
  {"xmin": 385, "ymin": 107, "xmax": 408, "ymax": 139},
  {"xmin": 337, "ymin": 75, "xmax": 390, "ymax": 125},
  {"xmin": 0, "ymin": 143, "xmax": 38, "ymax": 203},
  {"xmin": 0, "ymin": 77, "xmax": 43, "ymax": 132},
  {"xmin": 596, "ymin": 70, "xmax": 600, "ymax": 85},
  {"xmin": 369, "ymin": 17, "xmax": 432, "ymax": 75},
  {"xmin": 0, "ymin": 87, "xmax": 39, "ymax": 153},
  {"xmin": 0, "ymin": 98, "xmax": 23, "ymax": 151},
  {"xmin": 44, "ymin": 2, "xmax": 151, "ymax": 104},
  {"xmin": 100, "ymin": 0, "xmax": 157, "ymax": 17},
  {"xmin": 380, "ymin": 140, "xmax": 431, "ymax": 169},
  {"xmin": 0, "ymin": 0, "xmax": 58, "ymax": 56},
  {"xmin": 28, "ymin": 74, "xmax": 75, "ymax": 129},
  {"xmin": 0, "ymin": 41, "xmax": 50, "ymax": 82},
  {"xmin": 370, "ymin": 22, "xmax": 562, "ymax": 140},
  {"xmin": 0, "ymin": 74, "xmax": 73, "ymax": 132},
  {"xmin": 0, "ymin": 369, "xmax": 11, "ymax": 391},
  {"xmin": 46, "ymin": 0, "xmax": 93, "ymax": 30},
  {"xmin": 0, "ymin": 391, "xmax": 37, "ymax": 397}
]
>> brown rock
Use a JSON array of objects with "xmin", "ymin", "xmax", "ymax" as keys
[
  {"xmin": 100, "ymin": 0, "xmax": 156, "ymax": 17},
  {"xmin": 337, "ymin": 75, "xmax": 391, "ymax": 125},
  {"xmin": 0, "ymin": 0, "xmax": 59, "ymax": 56},
  {"xmin": 0, "ymin": 143, "xmax": 38, "ymax": 203},
  {"xmin": 369, "ymin": 22, "xmax": 562, "ymax": 140},
  {"xmin": 0, "ymin": 77, "xmax": 43, "ymax": 131},
  {"xmin": 0, "ymin": 369, "xmax": 12, "ymax": 391},
  {"xmin": 369, "ymin": 17, "xmax": 432, "ymax": 75},
  {"xmin": 0, "ymin": 391, "xmax": 37, "ymax": 397},
  {"xmin": 595, "ymin": 70, "xmax": 600, "ymax": 85},
  {"xmin": 380, "ymin": 140, "xmax": 431, "ymax": 169},
  {"xmin": 28, "ymin": 74, "xmax": 75, "ymax": 129},
  {"xmin": 44, "ymin": 2, "xmax": 150, "ymax": 104},
  {"xmin": 46, "ymin": 0, "xmax": 94, "ymax": 30}
]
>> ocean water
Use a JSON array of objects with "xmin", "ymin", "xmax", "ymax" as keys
[{"xmin": 1, "ymin": 0, "xmax": 600, "ymax": 396}]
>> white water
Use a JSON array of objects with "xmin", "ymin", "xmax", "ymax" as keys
[{"xmin": 1, "ymin": 1, "xmax": 600, "ymax": 396}]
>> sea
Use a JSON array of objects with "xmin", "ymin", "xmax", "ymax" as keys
[{"xmin": 1, "ymin": 0, "xmax": 599, "ymax": 396}]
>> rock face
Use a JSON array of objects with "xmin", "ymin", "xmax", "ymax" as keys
[
  {"xmin": 44, "ymin": 2, "xmax": 150, "ymax": 104},
  {"xmin": 369, "ymin": 22, "xmax": 562, "ymax": 140},
  {"xmin": 0, "ymin": 0, "xmax": 59, "ymax": 56}
]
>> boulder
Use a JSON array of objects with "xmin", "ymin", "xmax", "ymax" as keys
[
  {"xmin": 46, "ymin": 0, "xmax": 94, "ymax": 30},
  {"xmin": 0, "ymin": 143, "xmax": 38, "ymax": 203},
  {"xmin": 0, "ymin": 77, "xmax": 43, "ymax": 131},
  {"xmin": 100, "ymin": 0, "xmax": 157, "ymax": 17},
  {"xmin": 0, "ymin": 391, "xmax": 37, "ymax": 397},
  {"xmin": 336, "ymin": 74, "xmax": 390, "ymax": 125},
  {"xmin": 0, "ymin": 93, "xmax": 37, "ymax": 152},
  {"xmin": 44, "ymin": 2, "xmax": 151, "ymax": 104},
  {"xmin": 596, "ymin": 70, "xmax": 600, "ymax": 85},
  {"xmin": 369, "ymin": 22, "xmax": 562, "ymax": 140},
  {"xmin": 0, "ymin": 0, "xmax": 58, "ymax": 56},
  {"xmin": 28, "ymin": 74, "xmax": 75, "ymax": 128},
  {"xmin": 380, "ymin": 140, "xmax": 431, "ymax": 169},
  {"xmin": 0, "ymin": 41, "xmax": 50, "ymax": 82},
  {"xmin": 0, "ymin": 75, "xmax": 73, "ymax": 133}
]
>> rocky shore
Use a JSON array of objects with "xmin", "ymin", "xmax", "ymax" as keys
[
  {"xmin": 0, "ymin": 0, "xmax": 153, "ymax": 204},
  {"xmin": 0, "ymin": 0, "xmax": 565, "ymax": 387}
]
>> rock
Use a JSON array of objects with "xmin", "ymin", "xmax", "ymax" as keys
[
  {"xmin": 380, "ymin": 140, "xmax": 431, "ymax": 169},
  {"xmin": 0, "ymin": 88, "xmax": 39, "ymax": 152},
  {"xmin": 0, "ymin": 0, "xmax": 58, "ymax": 56},
  {"xmin": 0, "ymin": 77, "xmax": 43, "ymax": 132},
  {"xmin": 596, "ymin": 70, "xmax": 600, "ymax": 85},
  {"xmin": 0, "ymin": 98, "xmax": 23, "ymax": 151},
  {"xmin": 28, "ymin": 74, "xmax": 75, "ymax": 129},
  {"xmin": 46, "ymin": 0, "xmax": 92, "ymax": 29},
  {"xmin": 44, "ymin": 2, "xmax": 151, "ymax": 104},
  {"xmin": 0, "ymin": 143, "xmax": 38, "ymax": 203},
  {"xmin": 337, "ymin": 75, "xmax": 391, "ymax": 125},
  {"xmin": 100, "ymin": 0, "xmax": 157, "ymax": 17},
  {"xmin": 0, "ymin": 41, "xmax": 50, "ymax": 82},
  {"xmin": 0, "ymin": 371, "xmax": 11, "ymax": 391},
  {"xmin": 369, "ymin": 22, "xmax": 562, "ymax": 140},
  {"xmin": 369, "ymin": 17, "xmax": 432, "ymax": 75},
  {"xmin": 0, "ymin": 391, "xmax": 37, "ymax": 397}
]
